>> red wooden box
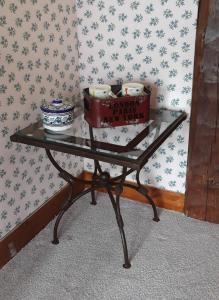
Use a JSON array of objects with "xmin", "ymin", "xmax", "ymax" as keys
[{"xmin": 83, "ymin": 85, "xmax": 150, "ymax": 128}]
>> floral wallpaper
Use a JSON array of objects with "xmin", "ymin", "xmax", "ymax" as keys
[
  {"xmin": 0, "ymin": 0, "xmax": 199, "ymax": 240},
  {"xmin": 0, "ymin": 0, "xmax": 83, "ymax": 239},
  {"xmin": 76, "ymin": 0, "xmax": 199, "ymax": 193}
]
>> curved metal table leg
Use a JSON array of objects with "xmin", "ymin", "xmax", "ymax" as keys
[
  {"xmin": 52, "ymin": 187, "xmax": 94, "ymax": 244},
  {"xmin": 89, "ymin": 125, "xmax": 103, "ymax": 206},
  {"xmin": 90, "ymin": 190, "xmax": 97, "ymax": 205},
  {"xmin": 90, "ymin": 163, "xmax": 98, "ymax": 205},
  {"xmin": 107, "ymin": 188, "xmax": 131, "ymax": 268},
  {"xmin": 46, "ymin": 148, "xmax": 133, "ymax": 268},
  {"xmin": 52, "ymin": 209, "xmax": 66, "ymax": 244},
  {"xmin": 105, "ymin": 166, "xmax": 131, "ymax": 268},
  {"xmin": 136, "ymin": 170, "xmax": 160, "ymax": 222},
  {"xmin": 116, "ymin": 193, "xmax": 131, "ymax": 269},
  {"xmin": 123, "ymin": 171, "xmax": 160, "ymax": 222},
  {"xmin": 45, "ymin": 149, "xmax": 100, "ymax": 244},
  {"xmin": 144, "ymin": 194, "xmax": 160, "ymax": 222}
]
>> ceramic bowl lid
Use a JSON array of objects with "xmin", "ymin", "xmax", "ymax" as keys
[{"xmin": 40, "ymin": 99, "xmax": 74, "ymax": 114}]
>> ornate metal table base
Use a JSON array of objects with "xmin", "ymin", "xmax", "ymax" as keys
[{"xmin": 46, "ymin": 149, "xmax": 160, "ymax": 269}]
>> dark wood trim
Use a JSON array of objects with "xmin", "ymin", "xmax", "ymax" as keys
[
  {"xmin": 186, "ymin": 0, "xmax": 210, "ymax": 155},
  {"xmin": 185, "ymin": 0, "xmax": 211, "ymax": 220},
  {"xmin": 0, "ymin": 179, "xmax": 84, "ymax": 269},
  {"xmin": 83, "ymin": 171, "xmax": 185, "ymax": 212}
]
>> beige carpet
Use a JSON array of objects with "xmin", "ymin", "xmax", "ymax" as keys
[{"xmin": 1, "ymin": 193, "xmax": 219, "ymax": 300}]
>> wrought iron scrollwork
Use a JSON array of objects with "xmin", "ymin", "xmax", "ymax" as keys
[{"xmin": 46, "ymin": 147, "xmax": 159, "ymax": 268}]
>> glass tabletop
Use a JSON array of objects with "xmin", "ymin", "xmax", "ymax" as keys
[{"xmin": 11, "ymin": 108, "xmax": 187, "ymax": 169}]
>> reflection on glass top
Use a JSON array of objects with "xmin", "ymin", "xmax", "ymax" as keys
[{"xmin": 14, "ymin": 108, "xmax": 185, "ymax": 161}]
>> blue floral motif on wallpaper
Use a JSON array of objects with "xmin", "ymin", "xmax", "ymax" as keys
[
  {"xmin": 76, "ymin": 0, "xmax": 198, "ymax": 193},
  {"xmin": 0, "ymin": 0, "xmax": 199, "ymax": 239},
  {"xmin": 0, "ymin": 0, "xmax": 83, "ymax": 239}
]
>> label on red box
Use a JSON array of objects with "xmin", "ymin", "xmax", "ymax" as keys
[{"xmin": 104, "ymin": 100, "xmax": 144, "ymax": 124}]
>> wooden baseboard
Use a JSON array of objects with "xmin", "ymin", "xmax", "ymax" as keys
[
  {"xmin": 82, "ymin": 171, "xmax": 185, "ymax": 213},
  {"xmin": 0, "ymin": 179, "xmax": 84, "ymax": 269}
]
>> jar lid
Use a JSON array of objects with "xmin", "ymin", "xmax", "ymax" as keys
[{"xmin": 40, "ymin": 99, "xmax": 74, "ymax": 113}]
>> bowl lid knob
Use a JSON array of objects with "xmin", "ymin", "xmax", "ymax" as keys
[{"xmin": 52, "ymin": 99, "xmax": 63, "ymax": 106}]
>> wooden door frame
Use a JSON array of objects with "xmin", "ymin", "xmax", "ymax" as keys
[{"xmin": 185, "ymin": 0, "xmax": 216, "ymax": 221}]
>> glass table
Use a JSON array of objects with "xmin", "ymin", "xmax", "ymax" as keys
[{"xmin": 10, "ymin": 107, "xmax": 187, "ymax": 268}]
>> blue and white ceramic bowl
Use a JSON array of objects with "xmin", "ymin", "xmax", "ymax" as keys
[{"xmin": 40, "ymin": 99, "xmax": 74, "ymax": 132}]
